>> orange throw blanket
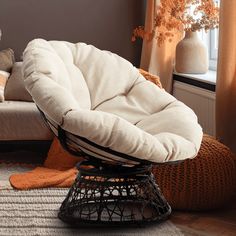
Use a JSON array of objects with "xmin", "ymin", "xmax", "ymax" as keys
[
  {"xmin": 10, "ymin": 138, "xmax": 81, "ymax": 189},
  {"xmin": 10, "ymin": 69, "xmax": 162, "ymax": 190}
]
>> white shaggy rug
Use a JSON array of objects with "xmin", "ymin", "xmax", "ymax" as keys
[{"xmin": 0, "ymin": 164, "xmax": 184, "ymax": 236}]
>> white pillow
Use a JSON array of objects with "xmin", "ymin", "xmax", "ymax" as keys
[{"xmin": 0, "ymin": 70, "xmax": 10, "ymax": 102}]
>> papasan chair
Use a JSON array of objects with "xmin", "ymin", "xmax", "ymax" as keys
[{"xmin": 23, "ymin": 39, "xmax": 203, "ymax": 226}]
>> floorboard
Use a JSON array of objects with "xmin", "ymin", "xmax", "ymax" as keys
[{"xmin": 171, "ymin": 201, "xmax": 236, "ymax": 235}]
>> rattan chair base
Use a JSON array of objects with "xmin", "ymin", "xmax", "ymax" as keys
[
  {"xmin": 38, "ymin": 109, "xmax": 171, "ymax": 225},
  {"xmin": 58, "ymin": 163, "xmax": 171, "ymax": 226}
]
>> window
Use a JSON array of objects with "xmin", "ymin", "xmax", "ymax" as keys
[{"xmin": 200, "ymin": 0, "xmax": 220, "ymax": 71}]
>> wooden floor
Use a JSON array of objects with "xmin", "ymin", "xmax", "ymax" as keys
[
  {"xmin": 171, "ymin": 200, "xmax": 236, "ymax": 236},
  {"xmin": 1, "ymin": 150, "xmax": 235, "ymax": 235}
]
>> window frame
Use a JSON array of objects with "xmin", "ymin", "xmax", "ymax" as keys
[
  {"xmin": 199, "ymin": 0, "xmax": 220, "ymax": 71},
  {"xmin": 200, "ymin": 29, "xmax": 218, "ymax": 71}
]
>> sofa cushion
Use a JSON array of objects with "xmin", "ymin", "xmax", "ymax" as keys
[
  {"xmin": 4, "ymin": 62, "xmax": 33, "ymax": 102},
  {"xmin": 0, "ymin": 70, "xmax": 10, "ymax": 102},
  {"xmin": 0, "ymin": 101, "xmax": 53, "ymax": 140},
  {"xmin": 0, "ymin": 48, "xmax": 15, "ymax": 72}
]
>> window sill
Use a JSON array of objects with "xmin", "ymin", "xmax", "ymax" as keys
[{"xmin": 173, "ymin": 70, "xmax": 216, "ymax": 92}]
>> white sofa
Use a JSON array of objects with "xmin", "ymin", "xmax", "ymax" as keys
[
  {"xmin": 0, "ymin": 62, "xmax": 53, "ymax": 154},
  {"xmin": 0, "ymin": 100, "xmax": 52, "ymax": 141}
]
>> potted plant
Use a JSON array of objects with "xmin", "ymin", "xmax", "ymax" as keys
[{"xmin": 132, "ymin": 0, "xmax": 219, "ymax": 74}]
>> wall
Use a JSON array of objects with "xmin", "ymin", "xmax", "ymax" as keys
[{"xmin": 0, "ymin": 0, "xmax": 145, "ymax": 66}]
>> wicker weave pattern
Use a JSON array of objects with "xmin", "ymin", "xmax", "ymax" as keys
[
  {"xmin": 58, "ymin": 165, "xmax": 171, "ymax": 225},
  {"xmin": 152, "ymin": 135, "xmax": 236, "ymax": 210}
]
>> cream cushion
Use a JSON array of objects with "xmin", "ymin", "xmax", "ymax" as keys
[{"xmin": 23, "ymin": 39, "xmax": 203, "ymax": 164}]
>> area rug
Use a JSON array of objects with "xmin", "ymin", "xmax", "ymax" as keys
[{"xmin": 0, "ymin": 163, "xmax": 184, "ymax": 236}]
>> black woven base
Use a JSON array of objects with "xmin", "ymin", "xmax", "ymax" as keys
[{"xmin": 58, "ymin": 163, "xmax": 171, "ymax": 226}]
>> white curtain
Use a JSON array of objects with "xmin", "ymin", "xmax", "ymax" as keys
[{"xmin": 140, "ymin": 0, "xmax": 181, "ymax": 93}]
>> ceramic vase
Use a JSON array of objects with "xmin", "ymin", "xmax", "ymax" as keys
[{"xmin": 175, "ymin": 31, "xmax": 208, "ymax": 74}]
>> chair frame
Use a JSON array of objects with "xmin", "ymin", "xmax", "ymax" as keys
[{"xmin": 39, "ymin": 108, "xmax": 172, "ymax": 226}]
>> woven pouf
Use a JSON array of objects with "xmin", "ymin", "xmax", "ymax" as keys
[{"xmin": 152, "ymin": 135, "xmax": 236, "ymax": 211}]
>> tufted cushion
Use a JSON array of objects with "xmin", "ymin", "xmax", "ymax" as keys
[
  {"xmin": 23, "ymin": 39, "xmax": 203, "ymax": 165},
  {"xmin": 152, "ymin": 135, "xmax": 236, "ymax": 210}
]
